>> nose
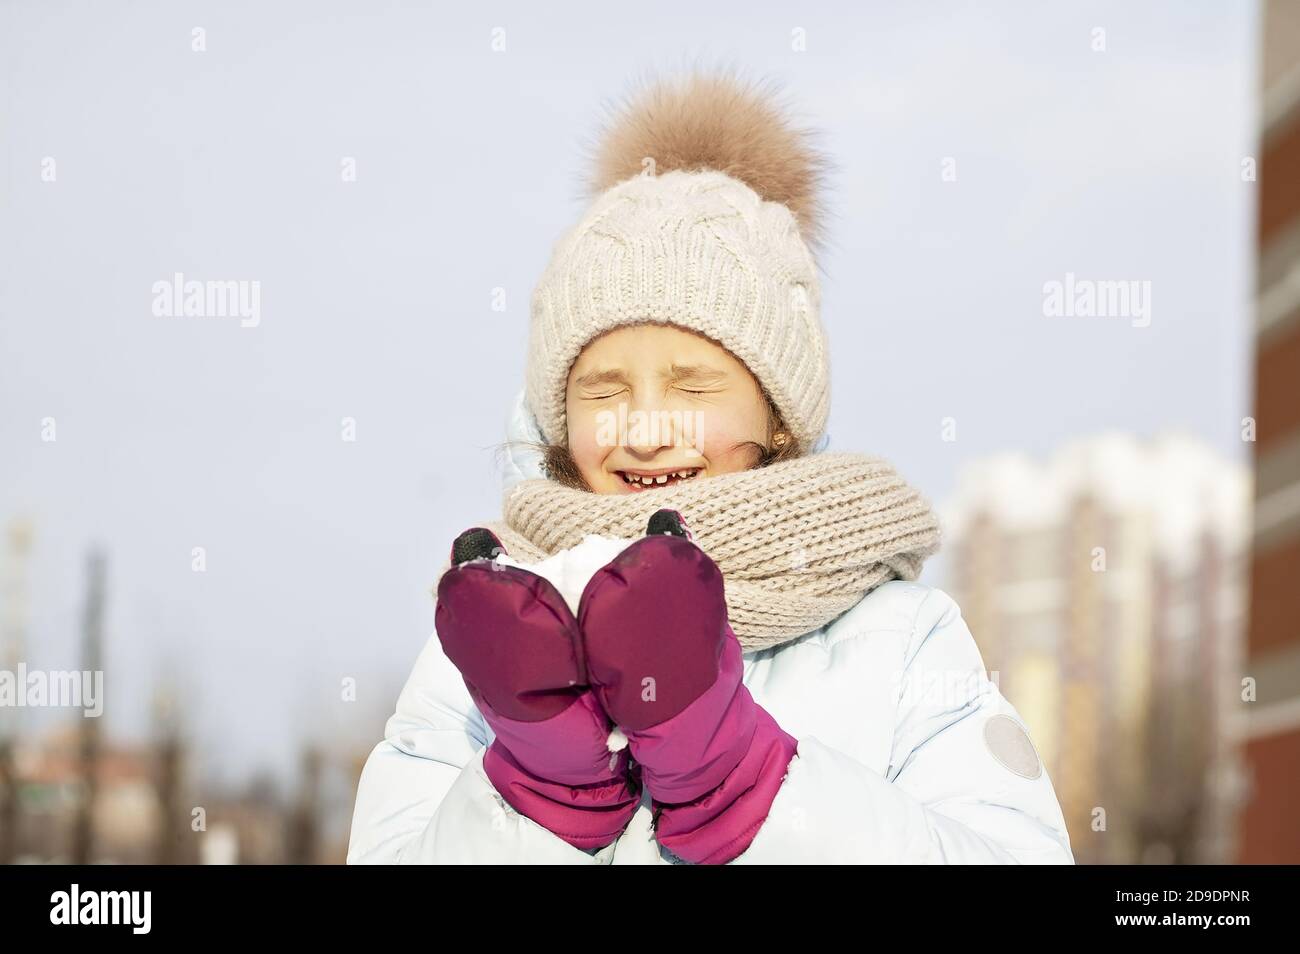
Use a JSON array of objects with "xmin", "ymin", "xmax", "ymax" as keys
[{"xmin": 622, "ymin": 393, "xmax": 678, "ymax": 460}]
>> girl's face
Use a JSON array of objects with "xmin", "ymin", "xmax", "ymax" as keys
[{"xmin": 564, "ymin": 324, "xmax": 771, "ymax": 495}]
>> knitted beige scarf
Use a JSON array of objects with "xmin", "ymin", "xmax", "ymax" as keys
[{"xmin": 484, "ymin": 453, "xmax": 942, "ymax": 652}]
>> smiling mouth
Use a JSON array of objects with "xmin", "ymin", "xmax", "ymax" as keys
[{"xmin": 617, "ymin": 468, "xmax": 702, "ymax": 490}]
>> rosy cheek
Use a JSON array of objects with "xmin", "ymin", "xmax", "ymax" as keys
[
  {"xmin": 566, "ymin": 411, "xmax": 608, "ymax": 473},
  {"xmin": 688, "ymin": 411, "xmax": 763, "ymax": 471}
]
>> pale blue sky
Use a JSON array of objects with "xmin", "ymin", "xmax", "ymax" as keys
[{"xmin": 0, "ymin": 0, "xmax": 1258, "ymax": 782}]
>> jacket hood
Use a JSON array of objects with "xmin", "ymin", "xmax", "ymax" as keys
[{"xmin": 502, "ymin": 389, "xmax": 546, "ymax": 494}]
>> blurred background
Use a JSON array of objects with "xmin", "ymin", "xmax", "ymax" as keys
[{"xmin": 1, "ymin": 0, "xmax": 1296, "ymax": 864}]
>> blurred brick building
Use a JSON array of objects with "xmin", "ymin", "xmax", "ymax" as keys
[{"xmin": 1239, "ymin": 0, "xmax": 1300, "ymax": 865}]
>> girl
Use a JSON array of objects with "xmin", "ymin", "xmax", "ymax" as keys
[{"xmin": 347, "ymin": 71, "xmax": 1074, "ymax": 864}]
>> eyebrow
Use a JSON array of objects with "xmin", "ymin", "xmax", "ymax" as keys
[
  {"xmin": 574, "ymin": 368, "xmax": 631, "ymax": 389},
  {"xmin": 575, "ymin": 364, "xmax": 727, "ymax": 389},
  {"xmin": 668, "ymin": 363, "xmax": 726, "ymax": 384}
]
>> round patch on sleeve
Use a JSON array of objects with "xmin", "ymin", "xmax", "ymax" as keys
[{"xmin": 983, "ymin": 714, "xmax": 1043, "ymax": 780}]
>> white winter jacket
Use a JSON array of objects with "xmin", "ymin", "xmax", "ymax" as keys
[{"xmin": 346, "ymin": 395, "xmax": 1076, "ymax": 864}]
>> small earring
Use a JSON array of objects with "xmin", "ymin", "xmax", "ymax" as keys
[{"xmin": 772, "ymin": 432, "xmax": 788, "ymax": 448}]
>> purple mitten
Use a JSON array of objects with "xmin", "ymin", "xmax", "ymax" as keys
[
  {"xmin": 435, "ymin": 528, "xmax": 641, "ymax": 852},
  {"xmin": 577, "ymin": 511, "xmax": 798, "ymax": 864}
]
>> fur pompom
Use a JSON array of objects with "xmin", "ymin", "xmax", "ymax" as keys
[{"xmin": 588, "ymin": 67, "xmax": 831, "ymax": 249}]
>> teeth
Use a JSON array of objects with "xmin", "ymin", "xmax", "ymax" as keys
[{"xmin": 621, "ymin": 469, "xmax": 700, "ymax": 486}]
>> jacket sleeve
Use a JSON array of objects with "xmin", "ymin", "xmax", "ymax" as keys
[
  {"xmin": 730, "ymin": 587, "xmax": 1076, "ymax": 864},
  {"xmin": 346, "ymin": 631, "xmax": 619, "ymax": 864}
]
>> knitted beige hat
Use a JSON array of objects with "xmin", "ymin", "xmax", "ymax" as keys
[{"xmin": 524, "ymin": 70, "xmax": 833, "ymax": 453}]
